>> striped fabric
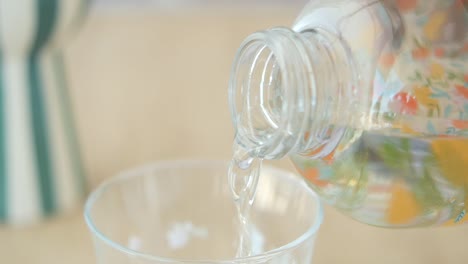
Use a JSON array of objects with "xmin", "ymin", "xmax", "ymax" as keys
[{"xmin": 0, "ymin": 0, "xmax": 88, "ymax": 225}]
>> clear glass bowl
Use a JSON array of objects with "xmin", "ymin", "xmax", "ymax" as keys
[{"xmin": 84, "ymin": 160, "xmax": 323, "ymax": 263}]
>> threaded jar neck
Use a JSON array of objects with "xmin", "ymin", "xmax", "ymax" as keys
[{"xmin": 229, "ymin": 27, "xmax": 353, "ymax": 159}]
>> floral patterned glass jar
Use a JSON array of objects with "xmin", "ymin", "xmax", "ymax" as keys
[{"xmin": 229, "ymin": 0, "xmax": 468, "ymax": 228}]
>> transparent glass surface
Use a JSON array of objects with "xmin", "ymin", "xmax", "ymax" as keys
[
  {"xmin": 230, "ymin": 0, "xmax": 468, "ymax": 228},
  {"xmin": 85, "ymin": 160, "xmax": 322, "ymax": 263}
]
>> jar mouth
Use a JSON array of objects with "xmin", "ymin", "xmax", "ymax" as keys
[{"xmin": 228, "ymin": 28, "xmax": 314, "ymax": 159}]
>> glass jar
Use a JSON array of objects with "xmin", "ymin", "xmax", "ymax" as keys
[{"xmin": 229, "ymin": 0, "xmax": 467, "ymax": 227}]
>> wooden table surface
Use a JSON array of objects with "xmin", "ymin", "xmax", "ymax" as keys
[{"xmin": 1, "ymin": 7, "xmax": 468, "ymax": 264}]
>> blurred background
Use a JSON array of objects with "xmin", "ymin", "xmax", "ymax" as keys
[{"xmin": 1, "ymin": 0, "xmax": 468, "ymax": 263}]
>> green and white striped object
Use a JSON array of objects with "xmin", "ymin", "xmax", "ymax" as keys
[{"xmin": 0, "ymin": 0, "xmax": 88, "ymax": 225}]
